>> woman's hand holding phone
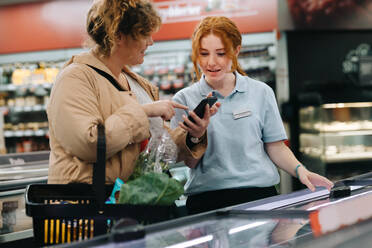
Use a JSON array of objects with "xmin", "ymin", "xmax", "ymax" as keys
[
  {"xmin": 179, "ymin": 93, "xmax": 220, "ymax": 139},
  {"xmin": 186, "ymin": 97, "xmax": 217, "ymax": 124}
]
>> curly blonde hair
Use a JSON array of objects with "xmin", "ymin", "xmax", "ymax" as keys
[
  {"xmin": 86, "ymin": 0, "xmax": 161, "ymax": 56},
  {"xmin": 191, "ymin": 16, "xmax": 246, "ymax": 81}
]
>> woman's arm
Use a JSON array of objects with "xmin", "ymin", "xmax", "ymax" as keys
[
  {"xmin": 49, "ymin": 69, "xmax": 151, "ymax": 162},
  {"xmin": 265, "ymin": 141, "xmax": 334, "ymax": 191},
  {"xmin": 170, "ymin": 92, "xmax": 220, "ymax": 168}
]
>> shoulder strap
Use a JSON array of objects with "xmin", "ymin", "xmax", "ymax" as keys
[{"xmin": 87, "ymin": 64, "xmax": 126, "ymax": 91}]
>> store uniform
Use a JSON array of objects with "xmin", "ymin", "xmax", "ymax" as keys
[
  {"xmin": 171, "ymin": 72, "xmax": 287, "ymax": 214},
  {"xmin": 47, "ymin": 51, "xmax": 207, "ymax": 184}
]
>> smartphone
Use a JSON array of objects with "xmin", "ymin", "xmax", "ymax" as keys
[{"xmin": 185, "ymin": 96, "xmax": 218, "ymax": 125}]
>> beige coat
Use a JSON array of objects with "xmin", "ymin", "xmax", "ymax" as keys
[{"xmin": 47, "ymin": 51, "xmax": 206, "ymax": 184}]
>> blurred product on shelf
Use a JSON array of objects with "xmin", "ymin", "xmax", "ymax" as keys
[
  {"xmin": 2, "ymin": 62, "xmax": 60, "ymax": 87},
  {"xmin": 44, "ymin": 62, "xmax": 60, "ymax": 83},
  {"xmin": 11, "ymin": 64, "xmax": 30, "ymax": 85},
  {"xmin": 29, "ymin": 62, "xmax": 46, "ymax": 85},
  {"xmin": 1, "ymin": 65, "xmax": 13, "ymax": 85},
  {"xmin": 10, "ymin": 137, "xmax": 49, "ymax": 154}
]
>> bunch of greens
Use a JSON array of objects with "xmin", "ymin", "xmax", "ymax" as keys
[{"xmin": 118, "ymin": 172, "xmax": 184, "ymax": 205}]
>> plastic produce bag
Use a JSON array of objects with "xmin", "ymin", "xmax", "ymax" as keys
[
  {"xmin": 120, "ymin": 129, "xmax": 183, "ymax": 206},
  {"xmin": 130, "ymin": 129, "xmax": 178, "ymax": 180}
]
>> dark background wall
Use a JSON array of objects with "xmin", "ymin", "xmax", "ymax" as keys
[{"xmin": 287, "ymin": 30, "xmax": 372, "ymax": 95}]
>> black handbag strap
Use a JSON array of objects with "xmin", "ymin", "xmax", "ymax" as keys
[
  {"xmin": 87, "ymin": 64, "xmax": 126, "ymax": 208},
  {"xmin": 93, "ymin": 124, "xmax": 106, "ymax": 209},
  {"xmin": 87, "ymin": 64, "xmax": 126, "ymax": 91}
]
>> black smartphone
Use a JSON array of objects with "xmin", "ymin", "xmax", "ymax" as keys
[{"xmin": 185, "ymin": 96, "xmax": 218, "ymax": 125}]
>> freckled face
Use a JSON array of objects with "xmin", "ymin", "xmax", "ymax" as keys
[{"xmin": 198, "ymin": 33, "xmax": 233, "ymax": 84}]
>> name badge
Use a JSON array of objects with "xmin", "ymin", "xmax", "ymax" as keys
[{"xmin": 233, "ymin": 109, "xmax": 251, "ymax": 120}]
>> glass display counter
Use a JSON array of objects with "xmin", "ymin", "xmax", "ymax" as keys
[
  {"xmin": 298, "ymin": 102, "xmax": 372, "ymax": 180},
  {"xmin": 0, "ymin": 151, "xmax": 48, "ymax": 247},
  {"xmin": 111, "ymin": 213, "xmax": 310, "ymax": 248},
  {"xmin": 52, "ymin": 172, "xmax": 372, "ymax": 248},
  {"xmin": 299, "ymin": 102, "xmax": 372, "ymax": 163}
]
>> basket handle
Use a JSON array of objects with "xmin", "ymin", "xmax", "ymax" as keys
[{"xmin": 93, "ymin": 123, "xmax": 106, "ymax": 209}]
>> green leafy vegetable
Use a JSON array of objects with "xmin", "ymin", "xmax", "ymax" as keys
[
  {"xmin": 118, "ymin": 172, "xmax": 184, "ymax": 206},
  {"xmin": 129, "ymin": 151, "xmax": 170, "ymax": 181}
]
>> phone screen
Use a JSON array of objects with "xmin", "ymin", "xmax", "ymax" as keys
[{"xmin": 186, "ymin": 96, "xmax": 217, "ymax": 124}]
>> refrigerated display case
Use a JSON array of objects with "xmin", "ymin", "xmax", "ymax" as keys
[
  {"xmin": 51, "ymin": 172, "xmax": 372, "ymax": 248},
  {"xmin": 295, "ymin": 84, "xmax": 372, "ymax": 181},
  {"xmin": 0, "ymin": 151, "xmax": 48, "ymax": 247},
  {"xmin": 299, "ymin": 102, "xmax": 372, "ymax": 163}
]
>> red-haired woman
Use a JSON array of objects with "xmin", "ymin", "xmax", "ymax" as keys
[{"xmin": 171, "ymin": 16, "xmax": 333, "ymax": 215}]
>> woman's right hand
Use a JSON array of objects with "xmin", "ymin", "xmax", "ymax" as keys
[{"xmin": 142, "ymin": 100, "xmax": 188, "ymax": 121}]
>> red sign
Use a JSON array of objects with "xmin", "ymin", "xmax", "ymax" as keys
[
  {"xmin": 0, "ymin": 0, "xmax": 90, "ymax": 54},
  {"xmin": 0, "ymin": 0, "xmax": 277, "ymax": 54},
  {"xmin": 153, "ymin": 0, "xmax": 277, "ymax": 40}
]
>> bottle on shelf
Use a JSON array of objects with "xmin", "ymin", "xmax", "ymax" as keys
[{"xmin": 2, "ymin": 64, "xmax": 14, "ymax": 85}]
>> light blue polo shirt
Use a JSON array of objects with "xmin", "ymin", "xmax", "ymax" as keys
[{"xmin": 170, "ymin": 72, "xmax": 287, "ymax": 196}]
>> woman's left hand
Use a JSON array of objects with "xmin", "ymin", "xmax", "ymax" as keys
[
  {"xmin": 298, "ymin": 166, "xmax": 334, "ymax": 192},
  {"xmin": 178, "ymin": 101, "xmax": 220, "ymax": 138}
]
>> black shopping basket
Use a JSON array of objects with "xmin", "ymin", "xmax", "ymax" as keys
[{"xmin": 25, "ymin": 125, "xmax": 175, "ymax": 246}]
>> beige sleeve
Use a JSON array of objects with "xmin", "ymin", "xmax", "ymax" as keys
[
  {"xmin": 164, "ymin": 125, "xmax": 207, "ymax": 162},
  {"xmin": 48, "ymin": 68, "xmax": 150, "ymax": 163}
]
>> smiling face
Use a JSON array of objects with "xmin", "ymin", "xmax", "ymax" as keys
[
  {"xmin": 191, "ymin": 16, "xmax": 245, "ymax": 82},
  {"xmin": 120, "ymin": 34, "xmax": 154, "ymax": 66},
  {"xmin": 198, "ymin": 33, "xmax": 235, "ymax": 85}
]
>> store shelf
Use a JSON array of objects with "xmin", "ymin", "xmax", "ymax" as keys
[
  {"xmin": 301, "ymin": 128, "xmax": 372, "ymax": 135},
  {"xmin": 0, "ymin": 83, "xmax": 52, "ymax": 91},
  {"xmin": 303, "ymin": 151, "xmax": 372, "ymax": 163},
  {"xmin": 324, "ymin": 152, "xmax": 372, "ymax": 163},
  {"xmin": 4, "ymin": 129, "xmax": 48, "ymax": 138},
  {"xmin": 7, "ymin": 104, "xmax": 46, "ymax": 113}
]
